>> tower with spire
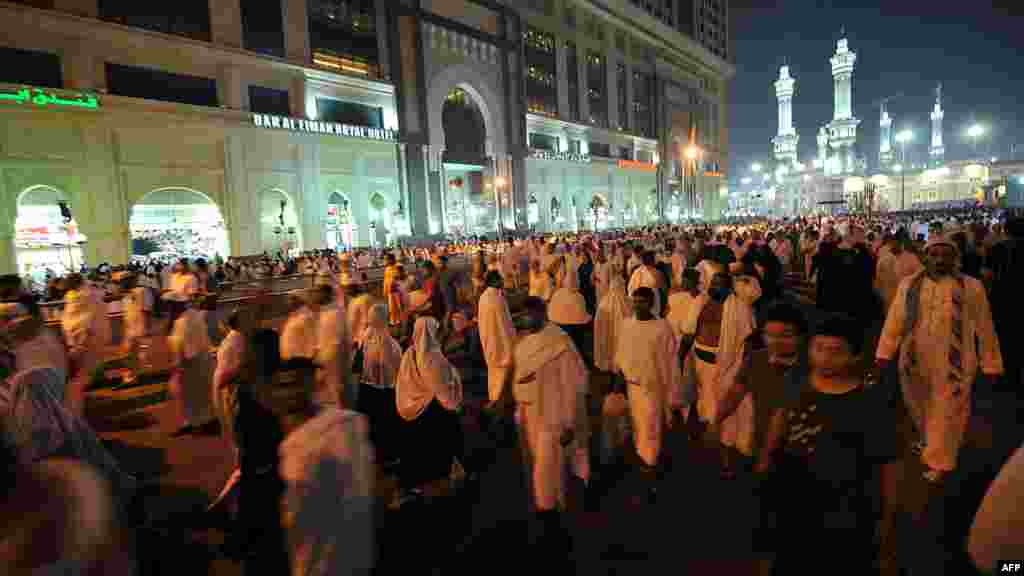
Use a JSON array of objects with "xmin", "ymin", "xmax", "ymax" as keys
[
  {"xmin": 772, "ymin": 64, "xmax": 799, "ymax": 166},
  {"xmin": 879, "ymin": 101, "xmax": 894, "ymax": 168},
  {"xmin": 825, "ymin": 29, "xmax": 860, "ymax": 176},
  {"xmin": 930, "ymin": 83, "xmax": 945, "ymax": 166}
]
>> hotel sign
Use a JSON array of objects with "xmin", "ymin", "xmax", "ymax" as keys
[
  {"xmin": 617, "ymin": 159, "xmax": 657, "ymax": 172},
  {"xmin": 0, "ymin": 87, "xmax": 99, "ymax": 110},
  {"xmin": 252, "ymin": 114, "xmax": 397, "ymax": 141},
  {"xmin": 529, "ymin": 149, "xmax": 591, "ymax": 163}
]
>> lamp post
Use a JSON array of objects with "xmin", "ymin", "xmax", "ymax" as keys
[
  {"xmin": 893, "ymin": 164, "xmax": 905, "ymax": 210},
  {"xmin": 967, "ymin": 124, "xmax": 986, "ymax": 162},
  {"xmin": 685, "ymin": 145, "xmax": 702, "ymax": 218}
]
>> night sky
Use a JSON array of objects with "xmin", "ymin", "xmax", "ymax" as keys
[{"xmin": 729, "ymin": 1, "xmax": 1024, "ymax": 179}]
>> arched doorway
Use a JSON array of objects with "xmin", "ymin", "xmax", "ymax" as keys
[
  {"xmin": 130, "ymin": 188, "xmax": 229, "ymax": 263},
  {"xmin": 326, "ymin": 192, "xmax": 353, "ymax": 250},
  {"xmin": 368, "ymin": 192, "xmax": 389, "ymax": 247},
  {"xmin": 442, "ymin": 88, "xmax": 493, "ymax": 235},
  {"xmin": 259, "ymin": 189, "xmax": 300, "ymax": 256},
  {"xmin": 15, "ymin": 185, "xmax": 87, "ymax": 279}
]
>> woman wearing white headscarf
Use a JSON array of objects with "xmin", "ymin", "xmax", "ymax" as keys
[
  {"xmin": 358, "ymin": 304, "xmax": 403, "ymax": 463},
  {"xmin": 592, "ymin": 274, "xmax": 630, "ymax": 373},
  {"xmin": 395, "ymin": 317, "xmax": 463, "ymax": 502}
]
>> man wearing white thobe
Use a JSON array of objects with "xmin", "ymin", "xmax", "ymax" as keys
[
  {"xmin": 501, "ymin": 240, "xmax": 521, "ymax": 290},
  {"xmin": 874, "ymin": 238, "xmax": 923, "ymax": 314},
  {"xmin": 513, "ymin": 297, "xmax": 586, "ymax": 524},
  {"xmin": 479, "ymin": 271, "xmax": 516, "ymax": 405},
  {"xmin": 315, "ymin": 284, "xmax": 353, "ymax": 409},
  {"xmin": 628, "ymin": 251, "xmax": 664, "ymax": 318},
  {"xmin": 876, "ymin": 236, "xmax": 1003, "ymax": 481},
  {"xmin": 169, "ymin": 297, "xmax": 215, "ymax": 435},
  {"xmin": 615, "ymin": 287, "xmax": 681, "ymax": 500},
  {"xmin": 281, "ymin": 291, "xmax": 319, "ymax": 412},
  {"xmin": 61, "ymin": 275, "xmax": 104, "ymax": 418},
  {"xmin": 593, "ymin": 275, "xmax": 630, "ymax": 373}
]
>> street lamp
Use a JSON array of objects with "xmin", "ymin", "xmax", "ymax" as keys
[
  {"xmin": 751, "ymin": 162, "xmax": 762, "ymax": 173},
  {"xmin": 895, "ymin": 129, "xmax": 913, "ymax": 168},
  {"xmin": 967, "ymin": 124, "xmax": 985, "ymax": 161},
  {"xmin": 892, "ymin": 163, "xmax": 906, "ymax": 210}
]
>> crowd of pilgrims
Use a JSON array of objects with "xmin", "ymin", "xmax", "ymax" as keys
[{"xmin": 1, "ymin": 204, "xmax": 1023, "ymax": 574}]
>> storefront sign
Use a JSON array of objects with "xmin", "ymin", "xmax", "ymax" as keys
[
  {"xmin": 617, "ymin": 159, "xmax": 657, "ymax": 172},
  {"xmin": 0, "ymin": 87, "xmax": 99, "ymax": 110},
  {"xmin": 252, "ymin": 114, "xmax": 397, "ymax": 141},
  {"xmin": 529, "ymin": 149, "xmax": 591, "ymax": 163}
]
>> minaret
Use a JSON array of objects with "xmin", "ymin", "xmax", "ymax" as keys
[
  {"xmin": 772, "ymin": 65, "xmax": 799, "ymax": 166},
  {"xmin": 930, "ymin": 83, "xmax": 945, "ymax": 166},
  {"xmin": 817, "ymin": 126, "xmax": 829, "ymax": 170},
  {"xmin": 826, "ymin": 30, "xmax": 860, "ymax": 175},
  {"xmin": 879, "ymin": 101, "xmax": 893, "ymax": 168}
]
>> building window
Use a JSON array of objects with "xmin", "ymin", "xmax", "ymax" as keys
[
  {"xmin": 589, "ymin": 142, "xmax": 611, "ymax": 158},
  {"xmin": 564, "ymin": 3, "xmax": 575, "ymax": 28},
  {"xmin": 106, "ymin": 63, "xmax": 218, "ymax": 107},
  {"xmin": 566, "ymin": 41, "xmax": 580, "ymax": 122},
  {"xmin": 249, "ymin": 86, "xmax": 290, "ymax": 116},
  {"xmin": 586, "ymin": 51, "xmax": 607, "ymax": 128},
  {"xmin": 633, "ymin": 71, "xmax": 654, "ymax": 138},
  {"xmin": 308, "ymin": 0, "xmax": 381, "ymax": 79},
  {"xmin": 524, "ymin": 27, "xmax": 557, "ymax": 118},
  {"xmin": 99, "ymin": 0, "xmax": 211, "ymax": 42},
  {"xmin": 242, "ymin": 0, "xmax": 285, "ymax": 57},
  {"xmin": 528, "ymin": 133, "xmax": 559, "ymax": 152},
  {"xmin": 0, "ymin": 46, "xmax": 62, "ymax": 89},
  {"xmin": 316, "ymin": 98, "xmax": 383, "ymax": 128},
  {"xmin": 617, "ymin": 63, "xmax": 628, "ymax": 132}
]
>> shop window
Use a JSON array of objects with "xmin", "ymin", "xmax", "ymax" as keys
[
  {"xmin": 566, "ymin": 41, "xmax": 580, "ymax": 122},
  {"xmin": 0, "ymin": 47, "xmax": 62, "ymax": 89},
  {"xmin": 524, "ymin": 27, "xmax": 557, "ymax": 118},
  {"xmin": 586, "ymin": 51, "xmax": 607, "ymax": 128},
  {"xmin": 308, "ymin": 0, "xmax": 382, "ymax": 79},
  {"xmin": 633, "ymin": 71, "xmax": 654, "ymax": 138},
  {"xmin": 316, "ymin": 98, "xmax": 384, "ymax": 128},
  {"xmin": 528, "ymin": 133, "xmax": 559, "ymax": 152},
  {"xmin": 242, "ymin": 0, "xmax": 285, "ymax": 57},
  {"xmin": 589, "ymin": 142, "xmax": 611, "ymax": 158},
  {"xmin": 106, "ymin": 63, "xmax": 218, "ymax": 107},
  {"xmin": 249, "ymin": 86, "xmax": 290, "ymax": 117},
  {"xmin": 100, "ymin": 0, "xmax": 211, "ymax": 42}
]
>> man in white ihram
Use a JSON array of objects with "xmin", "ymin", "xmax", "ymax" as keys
[
  {"xmin": 614, "ymin": 286, "xmax": 681, "ymax": 502},
  {"xmin": 479, "ymin": 271, "xmax": 516, "ymax": 406},
  {"xmin": 512, "ymin": 296, "xmax": 587, "ymax": 552}
]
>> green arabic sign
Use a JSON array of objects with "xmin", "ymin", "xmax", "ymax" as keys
[{"xmin": 0, "ymin": 87, "xmax": 99, "ymax": 110}]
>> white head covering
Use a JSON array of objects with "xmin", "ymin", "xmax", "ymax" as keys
[
  {"xmin": 395, "ymin": 317, "xmax": 462, "ymax": 420},
  {"xmin": 361, "ymin": 304, "xmax": 401, "ymax": 389}
]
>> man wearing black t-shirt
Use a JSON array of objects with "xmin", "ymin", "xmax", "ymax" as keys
[{"xmin": 759, "ymin": 314, "xmax": 899, "ymax": 575}]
